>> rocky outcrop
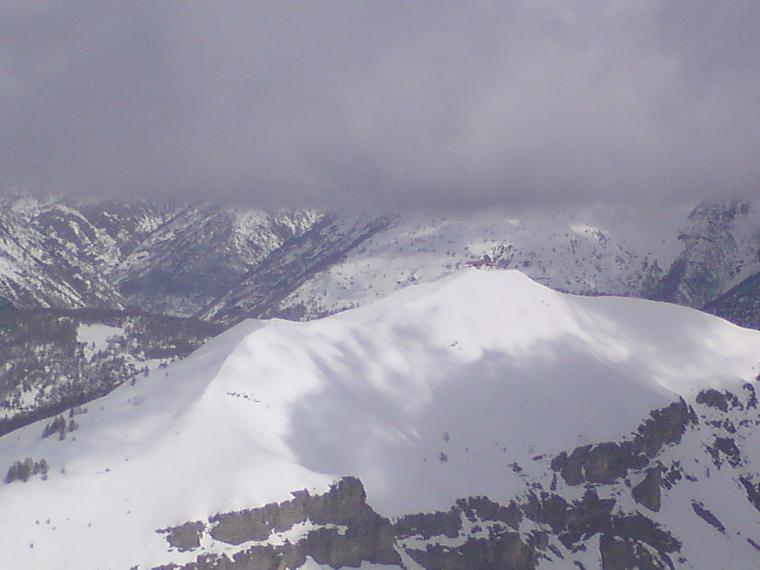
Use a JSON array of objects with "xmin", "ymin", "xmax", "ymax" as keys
[
  {"xmin": 550, "ymin": 400, "xmax": 696, "ymax": 487},
  {"xmin": 632, "ymin": 467, "xmax": 662, "ymax": 512},
  {"xmin": 695, "ymin": 389, "xmax": 742, "ymax": 413},
  {"xmin": 599, "ymin": 534, "xmax": 663, "ymax": 570},
  {"xmin": 155, "ymin": 476, "xmax": 685, "ymax": 570},
  {"xmin": 407, "ymin": 532, "xmax": 539, "ymax": 570},
  {"xmin": 691, "ymin": 502, "xmax": 725, "ymax": 534},
  {"xmin": 152, "ymin": 393, "xmax": 756, "ymax": 570},
  {"xmin": 159, "ymin": 522, "xmax": 206, "ymax": 552},
  {"xmin": 739, "ymin": 476, "xmax": 760, "ymax": 513},
  {"xmin": 157, "ymin": 478, "xmax": 401, "ymax": 570},
  {"xmin": 394, "ymin": 509, "xmax": 463, "ymax": 540}
]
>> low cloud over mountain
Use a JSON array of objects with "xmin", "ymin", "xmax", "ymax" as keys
[{"xmin": 2, "ymin": 1, "xmax": 759, "ymax": 209}]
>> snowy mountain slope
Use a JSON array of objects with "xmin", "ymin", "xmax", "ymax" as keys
[
  {"xmin": 2, "ymin": 270, "xmax": 759, "ymax": 569},
  {"xmin": 202, "ymin": 201, "xmax": 760, "ymax": 327},
  {"xmin": 207, "ymin": 208, "xmax": 683, "ymax": 322},
  {"xmin": 0, "ymin": 192, "xmax": 181, "ymax": 310},
  {"xmin": 5, "ymin": 191, "xmax": 760, "ymax": 328},
  {"xmin": 0, "ymin": 198, "xmax": 121, "ymax": 309},
  {"xmin": 0, "ymin": 191, "xmax": 320, "ymax": 316},
  {"xmin": 0, "ymin": 308, "xmax": 221, "ymax": 436},
  {"xmin": 75, "ymin": 197, "xmax": 183, "ymax": 266},
  {"xmin": 650, "ymin": 200, "xmax": 760, "ymax": 307},
  {"xmin": 113, "ymin": 205, "xmax": 321, "ymax": 316},
  {"xmin": 201, "ymin": 214, "xmax": 391, "ymax": 325}
]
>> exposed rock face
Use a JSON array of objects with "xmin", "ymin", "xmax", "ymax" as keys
[
  {"xmin": 156, "ymin": 477, "xmax": 542, "ymax": 570},
  {"xmin": 695, "ymin": 388, "xmax": 741, "ymax": 413},
  {"xmin": 407, "ymin": 532, "xmax": 539, "ymax": 570},
  {"xmin": 740, "ymin": 476, "xmax": 760, "ymax": 513},
  {"xmin": 154, "ymin": 476, "xmax": 683, "ymax": 570},
  {"xmin": 599, "ymin": 534, "xmax": 662, "ymax": 570},
  {"xmin": 691, "ymin": 502, "xmax": 725, "ymax": 534},
  {"xmin": 159, "ymin": 522, "xmax": 206, "ymax": 552},
  {"xmin": 156, "ymin": 478, "xmax": 401, "ymax": 570},
  {"xmin": 710, "ymin": 436, "xmax": 742, "ymax": 468},
  {"xmin": 550, "ymin": 400, "xmax": 696, "ymax": 487},
  {"xmin": 632, "ymin": 467, "xmax": 662, "ymax": 512},
  {"xmin": 207, "ymin": 477, "xmax": 392, "ymax": 547},
  {"xmin": 455, "ymin": 496, "xmax": 522, "ymax": 531},
  {"xmin": 394, "ymin": 509, "xmax": 463, "ymax": 540}
]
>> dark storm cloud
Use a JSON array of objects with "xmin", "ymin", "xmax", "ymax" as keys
[{"xmin": 1, "ymin": 1, "xmax": 759, "ymax": 209}]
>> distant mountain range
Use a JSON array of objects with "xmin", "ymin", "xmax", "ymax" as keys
[
  {"xmin": 4, "ymin": 193, "xmax": 760, "ymax": 325},
  {"xmin": 0, "ymin": 193, "xmax": 319, "ymax": 315}
]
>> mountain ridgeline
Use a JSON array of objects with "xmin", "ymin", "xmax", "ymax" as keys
[
  {"xmin": 3, "ymin": 194, "xmax": 760, "ymax": 326},
  {"xmin": 4, "ymin": 194, "xmax": 760, "ymax": 438}
]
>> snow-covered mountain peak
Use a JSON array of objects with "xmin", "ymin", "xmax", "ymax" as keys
[{"xmin": 2, "ymin": 269, "xmax": 760, "ymax": 569}]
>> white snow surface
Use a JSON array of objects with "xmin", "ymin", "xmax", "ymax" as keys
[
  {"xmin": 274, "ymin": 208, "xmax": 685, "ymax": 319},
  {"xmin": 1, "ymin": 269, "xmax": 759, "ymax": 569},
  {"xmin": 76, "ymin": 324, "xmax": 124, "ymax": 353}
]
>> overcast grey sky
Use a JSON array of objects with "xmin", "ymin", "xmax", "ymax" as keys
[{"xmin": 1, "ymin": 1, "xmax": 759, "ymax": 210}]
